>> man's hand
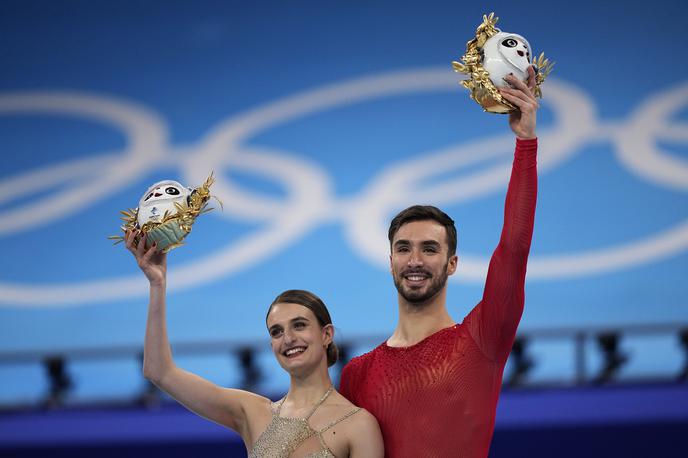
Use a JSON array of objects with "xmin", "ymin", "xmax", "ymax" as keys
[
  {"xmin": 125, "ymin": 229, "xmax": 167, "ymax": 285},
  {"xmin": 500, "ymin": 65, "xmax": 539, "ymax": 140}
]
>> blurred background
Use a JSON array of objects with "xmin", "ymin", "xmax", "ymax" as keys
[{"xmin": 1, "ymin": 0, "xmax": 687, "ymax": 456}]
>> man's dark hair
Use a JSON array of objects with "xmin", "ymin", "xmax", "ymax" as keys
[{"xmin": 388, "ymin": 205, "xmax": 457, "ymax": 257}]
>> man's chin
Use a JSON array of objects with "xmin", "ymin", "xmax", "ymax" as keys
[
  {"xmin": 400, "ymin": 288, "xmax": 433, "ymax": 306},
  {"xmin": 398, "ymin": 282, "xmax": 447, "ymax": 306},
  {"xmin": 395, "ymin": 276, "xmax": 447, "ymax": 305}
]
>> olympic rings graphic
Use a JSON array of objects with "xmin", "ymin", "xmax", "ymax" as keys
[{"xmin": 0, "ymin": 68, "xmax": 686, "ymax": 306}]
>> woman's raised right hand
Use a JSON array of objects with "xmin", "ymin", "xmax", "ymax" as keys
[{"xmin": 125, "ymin": 229, "xmax": 167, "ymax": 284}]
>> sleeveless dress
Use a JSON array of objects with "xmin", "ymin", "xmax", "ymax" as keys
[{"xmin": 249, "ymin": 387, "xmax": 361, "ymax": 458}]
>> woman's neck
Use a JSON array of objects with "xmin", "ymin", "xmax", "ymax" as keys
[{"xmin": 285, "ymin": 366, "xmax": 332, "ymax": 409}]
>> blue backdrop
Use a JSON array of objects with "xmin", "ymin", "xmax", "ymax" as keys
[{"xmin": 1, "ymin": 0, "xmax": 687, "ymax": 402}]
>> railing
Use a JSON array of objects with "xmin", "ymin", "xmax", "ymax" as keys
[
  {"xmin": 505, "ymin": 323, "xmax": 688, "ymax": 387},
  {"xmin": 1, "ymin": 323, "xmax": 686, "ymax": 411}
]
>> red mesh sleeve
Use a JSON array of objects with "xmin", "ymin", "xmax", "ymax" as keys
[
  {"xmin": 465, "ymin": 138, "xmax": 537, "ymax": 363},
  {"xmin": 338, "ymin": 359, "xmax": 357, "ymax": 405}
]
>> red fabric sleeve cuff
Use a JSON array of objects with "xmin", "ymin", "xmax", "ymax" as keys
[{"xmin": 515, "ymin": 137, "xmax": 537, "ymax": 158}]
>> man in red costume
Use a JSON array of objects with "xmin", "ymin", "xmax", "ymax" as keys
[{"xmin": 339, "ymin": 68, "xmax": 539, "ymax": 458}]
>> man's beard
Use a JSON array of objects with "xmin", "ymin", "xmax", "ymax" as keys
[{"xmin": 393, "ymin": 261, "xmax": 449, "ymax": 306}]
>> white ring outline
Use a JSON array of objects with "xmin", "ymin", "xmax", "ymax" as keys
[
  {"xmin": 0, "ymin": 72, "xmax": 686, "ymax": 305},
  {"xmin": 0, "ymin": 92, "xmax": 168, "ymax": 235}
]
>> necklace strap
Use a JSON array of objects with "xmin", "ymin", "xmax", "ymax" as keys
[
  {"xmin": 276, "ymin": 385, "xmax": 334, "ymax": 419},
  {"xmin": 318, "ymin": 407, "xmax": 361, "ymax": 434},
  {"xmin": 275, "ymin": 396, "xmax": 287, "ymax": 416},
  {"xmin": 304, "ymin": 386, "xmax": 334, "ymax": 419}
]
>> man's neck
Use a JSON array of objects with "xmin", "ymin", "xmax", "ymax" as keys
[{"xmin": 387, "ymin": 289, "xmax": 455, "ymax": 347}]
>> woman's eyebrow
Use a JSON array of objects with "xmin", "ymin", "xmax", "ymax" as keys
[{"xmin": 290, "ymin": 316, "xmax": 310, "ymax": 323}]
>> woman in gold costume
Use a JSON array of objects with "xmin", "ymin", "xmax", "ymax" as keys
[{"xmin": 126, "ymin": 230, "xmax": 383, "ymax": 457}]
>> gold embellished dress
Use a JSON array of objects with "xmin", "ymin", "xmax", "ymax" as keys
[{"xmin": 249, "ymin": 387, "xmax": 360, "ymax": 458}]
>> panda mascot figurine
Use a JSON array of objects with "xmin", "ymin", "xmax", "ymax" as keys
[
  {"xmin": 452, "ymin": 13, "xmax": 554, "ymax": 113},
  {"xmin": 110, "ymin": 174, "xmax": 216, "ymax": 253}
]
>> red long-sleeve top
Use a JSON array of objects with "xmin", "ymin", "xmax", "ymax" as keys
[{"xmin": 339, "ymin": 138, "xmax": 538, "ymax": 458}]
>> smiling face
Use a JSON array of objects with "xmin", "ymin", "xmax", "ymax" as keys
[
  {"xmin": 390, "ymin": 220, "xmax": 458, "ymax": 306},
  {"xmin": 266, "ymin": 302, "xmax": 332, "ymax": 375}
]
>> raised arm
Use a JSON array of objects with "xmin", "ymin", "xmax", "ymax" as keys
[
  {"xmin": 125, "ymin": 230, "xmax": 269, "ymax": 438},
  {"xmin": 465, "ymin": 68, "xmax": 539, "ymax": 363}
]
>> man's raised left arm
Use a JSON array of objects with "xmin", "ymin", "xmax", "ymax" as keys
[{"xmin": 465, "ymin": 67, "xmax": 539, "ymax": 363}]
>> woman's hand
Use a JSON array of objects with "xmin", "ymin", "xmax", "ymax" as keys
[{"xmin": 125, "ymin": 230, "xmax": 167, "ymax": 285}]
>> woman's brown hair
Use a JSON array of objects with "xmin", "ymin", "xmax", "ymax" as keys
[{"xmin": 266, "ymin": 290, "xmax": 339, "ymax": 367}]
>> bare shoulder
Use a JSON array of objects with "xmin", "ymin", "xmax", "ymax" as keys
[
  {"xmin": 345, "ymin": 407, "xmax": 383, "ymax": 457},
  {"xmin": 329, "ymin": 392, "xmax": 380, "ymax": 437},
  {"xmin": 348, "ymin": 407, "xmax": 379, "ymax": 432},
  {"xmin": 314, "ymin": 391, "xmax": 383, "ymax": 457},
  {"xmin": 310, "ymin": 390, "xmax": 377, "ymax": 433}
]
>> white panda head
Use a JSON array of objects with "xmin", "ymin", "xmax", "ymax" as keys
[
  {"xmin": 136, "ymin": 180, "xmax": 192, "ymax": 227},
  {"xmin": 482, "ymin": 31, "xmax": 532, "ymax": 87}
]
